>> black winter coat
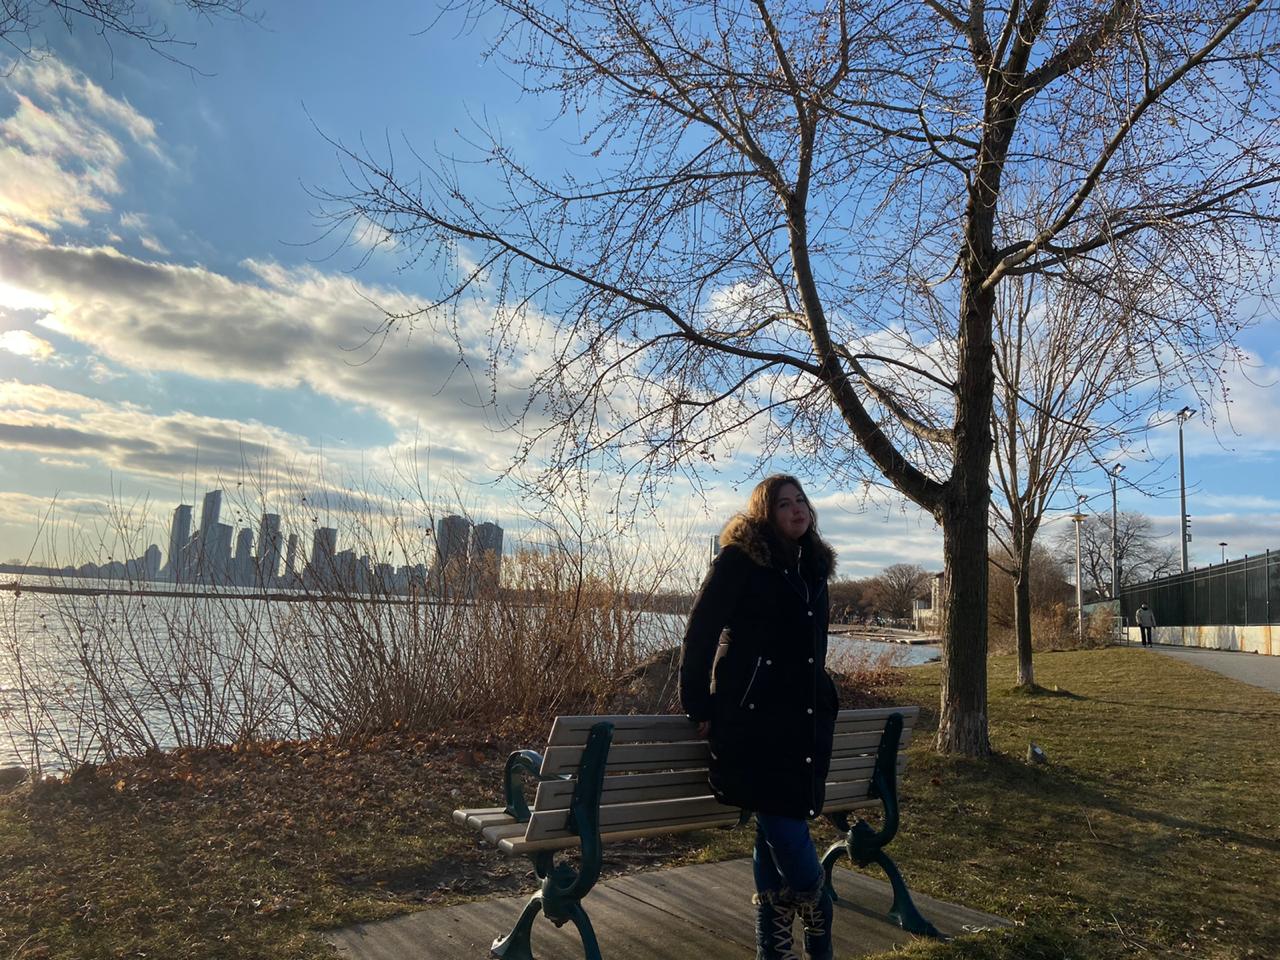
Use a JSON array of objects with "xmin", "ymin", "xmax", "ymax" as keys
[{"xmin": 679, "ymin": 517, "xmax": 838, "ymax": 819}]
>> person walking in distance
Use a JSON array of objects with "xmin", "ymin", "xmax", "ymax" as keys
[
  {"xmin": 680, "ymin": 475, "xmax": 839, "ymax": 960},
  {"xmin": 1136, "ymin": 603, "xmax": 1157, "ymax": 646}
]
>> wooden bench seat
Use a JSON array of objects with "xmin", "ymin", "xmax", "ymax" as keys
[{"xmin": 453, "ymin": 706, "xmax": 935, "ymax": 959}]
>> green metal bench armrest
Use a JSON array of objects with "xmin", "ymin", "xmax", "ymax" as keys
[
  {"xmin": 503, "ymin": 749, "xmax": 568, "ymax": 822},
  {"xmin": 824, "ymin": 712, "xmax": 904, "ymax": 860}
]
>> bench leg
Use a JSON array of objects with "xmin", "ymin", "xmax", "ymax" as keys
[
  {"xmin": 820, "ymin": 840, "xmax": 846, "ymax": 904},
  {"xmin": 867, "ymin": 847, "xmax": 941, "ymax": 939},
  {"xmin": 565, "ymin": 901, "xmax": 603, "ymax": 960},
  {"xmin": 822, "ymin": 825, "xmax": 942, "ymax": 940},
  {"xmin": 492, "ymin": 893, "xmax": 543, "ymax": 960}
]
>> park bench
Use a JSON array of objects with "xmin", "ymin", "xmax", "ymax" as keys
[{"xmin": 452, "ymin": 705, "xmax": 939, "ymax": 960}]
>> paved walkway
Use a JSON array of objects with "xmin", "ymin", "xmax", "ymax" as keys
[
  {"xmin": 326, "ymin": 858, "xmax": 1008, "ymax": 960},
  {"xmin": 1149, "ymin": 643, "xmax": 1280, "ymax": 694}
]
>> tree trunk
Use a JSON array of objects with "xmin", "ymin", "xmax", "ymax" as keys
[
  {"xmin": 936, "ymin": 494, "xmax": 993, "ymax": 756},
  {"xmin": 1014, "ymin": 567, "xmax": 1034, "ymax": 688}
]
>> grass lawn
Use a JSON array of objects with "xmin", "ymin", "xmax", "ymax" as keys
[{"xmin": 1, "ymin": 647, "xmax": 1278, "ymax": 959}]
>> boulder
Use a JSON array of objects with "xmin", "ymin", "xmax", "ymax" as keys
[{"xmin": 0, "ymin": 765, "xmax": 28, "ymax": 792}]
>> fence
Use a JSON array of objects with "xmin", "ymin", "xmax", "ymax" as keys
[{"xmin": 1117, "ymin": 551, "xmax": 1280, "ymax": 627}]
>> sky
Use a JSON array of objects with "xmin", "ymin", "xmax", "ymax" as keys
[{"xmin": 2, "ymin": 1, "xmax": 1280, "ymax": 584}]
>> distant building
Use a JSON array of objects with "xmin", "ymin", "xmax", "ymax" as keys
[
  {"xmin": 433, "ymin": 514, "xmax": 472, "ymax": 597},
  {"xmin": 257, "ymin": 513, "xmax": 281, "ymax": 585},
  {"xmin": 198, "ymin": 490, "xmax": 222, "ymax": 541},
  {"xmin": 469, "ymin": 521, "xmax": 504, "ymax": 596},
  {"xmin": 142, "ymin": 544, "xmax": 162, "ymax": 581},
  {"xmin": 166, "ymin": 504, "xmax": 192, "ymax": 581},
  {"xmin": 207, "ymin": 522, "xmax": 234, "ymax": 583},
  {"xmin": 193, "ymin": 490, "xmax": 224, "ymax": 580},
  {"xmin": 233, "ymin": 528, "xmax": 254, "ymax": 586},
  {"xmin": 437, "ymin": 515, "xmax": 471, "ymax": 566},
  {"xmin": 284, "ymin": 532, "xmax": 298, "ymax": 582},
  {"xmin": 310, "ymin": 527, "xmax": 337, "ymax": 586}
]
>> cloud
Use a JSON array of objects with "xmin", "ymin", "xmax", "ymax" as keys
[
  {"xmin": 0, "ymin": 379, "xmax": 315, "ymax": 481},
  {"xmin": 119, "ymin": 211, "xmax": 169, "ymax": 254},
  {"xmin": 0, "ymin": 329, "xmax": 54, "ymax": 361},
  {"xmin": 0, "ymin": 59, "xmax": 163, "ymax": 240},
  {"xmin": 0, "ymin": 236, "xmax": 542, "ymax": 469}
]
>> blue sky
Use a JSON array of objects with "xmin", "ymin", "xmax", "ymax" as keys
[{"xmin": 1, "ymin": 2, "xmax": 1279, "ymax": 581}]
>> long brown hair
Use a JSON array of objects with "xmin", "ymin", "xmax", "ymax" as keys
[{"xmin": 741, "ymin": 474, "xmax": 834, "ymax": 574}]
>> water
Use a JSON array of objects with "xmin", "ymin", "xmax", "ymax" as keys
[{"xmin": 0, "ymin": 579, "xmax": 938, "ymax": 772}]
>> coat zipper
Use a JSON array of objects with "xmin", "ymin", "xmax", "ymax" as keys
[{"xmin": 739, "ymin": 656, "xmax": 763, "ymax": 707}]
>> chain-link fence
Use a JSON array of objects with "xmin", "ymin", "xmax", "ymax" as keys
[{"xmin": 1117, "ymin": 551, "xmax": 1280, "ymax": 626}]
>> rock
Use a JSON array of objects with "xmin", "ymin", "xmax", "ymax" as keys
[{"xmin": 0, "ymin": 765, "xmax": 29, "ymax": 791}]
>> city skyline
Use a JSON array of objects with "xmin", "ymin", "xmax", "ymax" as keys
[{"xmin": 2, "ymin": 487, "xmax": 506, "ymax": 598}]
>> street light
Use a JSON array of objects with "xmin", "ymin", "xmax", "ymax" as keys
[
  {"xmin": 1177, "ymin": 406, "xmax": 1196, "ymax": 573},
  {"xmin": 1219, "ymin": 541, "xmax": 1228, "ymax": 565},
  {"xmin": 1109, "ymin": 463, "xmax": 1125, "ymax": 600},
  {"xmin": 1071, "ymin": 498, "xmax": 1088, "ymax": 645}
]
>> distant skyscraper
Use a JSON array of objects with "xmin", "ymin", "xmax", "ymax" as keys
[
  {"xmin": 166, "ymin": 504, "xmax": 192, "ymax": 581},
  {"xmin": 257, "ymin": 513, "xmax": 281, "ymax": 585},
  {"xmin": 310, "ymin": 527, "xmax": 337, "ymax": 586},
  {"xmin": 469, "ymin": 521, "xmax": 504, "ymax": 595},
  {"xmin": 284, "ymin": 533, "xmax": 298, "ymax": 582},
  {"xmin": 208, "ymin": 522, "xmax": 234, "ymax": 583},
  {"xmin": 195, "ymin": 490, "xmax": 223, "ymax": 580},
  {"xmin": 436, "ymin": 515, "xmax": 471, "ymax": 565},
  {"xmin": 142, "ymin": 544, "xmax": 162, "ymax": 581},
  {"xmin": 433, "ymin": 514, "xmax": 472, "ymax": 597},
  {"xmin": 233, "ymin": 528, "xmax": 254, "ymax": 586},
  {"xmin": 198, "ymin": 490, "xmax": 223, "ymax": 541}
]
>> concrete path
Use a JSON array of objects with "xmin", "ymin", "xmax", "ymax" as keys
[
  {"xmin": 1151, "ymin": 644, "xmax": 1280, "ymax": 694},
  {"xmin": 326, "ymin": 858, "xmax": 1008, "ymax": 960}
]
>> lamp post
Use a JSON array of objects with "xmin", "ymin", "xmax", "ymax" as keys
[
  {"xmin": 1110, "ymin": 463, "xmax": 1125, "ymax": 600},
  {"xmin": 1177, "ymin": 406, "xmax": 1196, "ymax": 572},
  {"xmin": 1071, "ymin": 500, "xmax": 1088, "ymax": 644},
  {"xmin": 1219, "ymin": 541, "xmax": 1228, "ymax": 565}
]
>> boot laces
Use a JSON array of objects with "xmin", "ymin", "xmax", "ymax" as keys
[
  {"xmin": 799, "ymin": 891, "xmax": 827, "ymax": 939},
  {"xmin": 772, "ymin": 910, "xmax": 799, "ymax": 956}
]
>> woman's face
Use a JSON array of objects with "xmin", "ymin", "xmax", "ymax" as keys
[{"xmin": 772, "ymin": 483, "xmax": 811, "ymax": 541}]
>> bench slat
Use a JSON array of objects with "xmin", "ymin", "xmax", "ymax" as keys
[
  {"xmin": 547, "ymin": 714, "xmax": 699, "ymax": 746},
  {"xmin": 534, "ymin": 769, "xmax": 712, "ymax": 810},
  {"xmin": 543, "ymin": 706, "xmax": 920, "ymax": 748},
  {"xmin": 832, "ymin": 728, "xmax": 913, "ymax": 757},
  {"xmin": 531, "ymin": 755, "xmax": 904, "ymax": 814},
  {"xmin": 525, "ymin": 794, "xmax": 740, "ymax": 842},
  {"xmin": 453, "ymin": 806, "xmax": 509, "ymax": 829},
  {"xmin": 541, "ymin": 740, "xmax": 710, "ymax": 777},
  {"xmin": 835, "ymin": 705, "xmax": 919, "ymax": 730},
  {"xmin": 481, "ymin": 822, "xmax": 529, "ymax": 846},
  {"xmin": 498, "ymin": 815, "xmax": 744, "ymax": 854},
  {"xmin": 541, "ymin": 723, "xmax": 912, "ymax": 777},
  {"xmin": 497, "ymin": 796, "xmax": 883, "ymax": 855}
]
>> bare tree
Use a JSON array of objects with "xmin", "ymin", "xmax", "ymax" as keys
[
  {"xmin": 319, "ymin": 2, "xmax": 1280, "ymax": 755},
  {"xmin": 868, "ymin": 563, "xmax": 932, "ymax": 620},
  {"xmin": 1054, "ymin": 511, "xmax": 1180, "ymax": 599},
  {"xmin": 988, "ymin": 542, "xmax": 1072, "ymax": 635},
  {"xmin": 1, "ymin": 0, "xmax": 253, "ymax": 65},
  {"xmin": 987, "ymin": 262, "xmax": 1217, "ymax": 689}
]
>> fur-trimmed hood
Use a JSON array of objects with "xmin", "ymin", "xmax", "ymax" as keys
[{"xmin": 719, "ymin": 514, "xmax": 836, "ymax": 577}]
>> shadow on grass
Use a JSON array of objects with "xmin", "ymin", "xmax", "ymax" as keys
[
  {"xmin": 1008, "ymin": 684, "xmax": 1087, "ymax": 700},
  {"xmin": 945, "ymin": 753, "xmax": 1280, "ymax": 856}
]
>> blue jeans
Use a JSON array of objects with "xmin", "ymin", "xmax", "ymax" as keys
[{"xmin": 753, "ymin": 813, "xmax": 822, "ymax": 896}]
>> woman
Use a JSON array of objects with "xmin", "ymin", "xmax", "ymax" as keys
[{"xmin": 679, "ymin": 475, "xmax": 838, "ymax": 960}]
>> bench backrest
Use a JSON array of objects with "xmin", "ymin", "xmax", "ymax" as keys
[{"xmin": 515, "ymin": 706, "xmax": 918, "ymax": 850}]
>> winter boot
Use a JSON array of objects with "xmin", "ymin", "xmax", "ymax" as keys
[
  {"xmin": 795, "ymin": 882, "xmax": 834, "ymax": 960},
  {"xmin": 753, "ymin": 888, "xmax": 800, "ymax": 960}
]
